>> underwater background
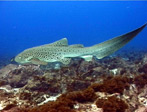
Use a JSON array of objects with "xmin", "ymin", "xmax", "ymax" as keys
[
  {"xmin": 0, "ymin": 1, "xmax": 147, "ymax": 60},
  {"xmin": 0, "ymin": 1, "xmax": 147, "ymax": 112}
]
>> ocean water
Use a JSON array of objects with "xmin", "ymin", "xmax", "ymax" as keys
[
  {"xmin": 0, "ymin": 1, "xmax": 147, "ymax": 59},
  {"xmin": 0, "ymin": 2, "xmax": 147, "ymax": 111}
]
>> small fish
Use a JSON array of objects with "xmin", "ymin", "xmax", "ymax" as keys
[{"xmin": 15, "ymin": 23, "xmax": 146, "ymax": 65}]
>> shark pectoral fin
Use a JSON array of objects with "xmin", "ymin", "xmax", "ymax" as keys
[
  {"xmin": 60, "ymin": 58, "xmax": 71, "ymax": 65},
  {"xmin": 81, "ymin": 55, "xmax": 93, "ymax": 61},
  {"xmin": 29, "ymin": 58, "xmax": 48, "ymax": 65},
  {"xmin": 69, "ymin": 44, "xmax": 84, "ymax": 48}
]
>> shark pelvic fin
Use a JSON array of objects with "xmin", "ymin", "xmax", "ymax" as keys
[
  {"xmin": 81, "ymin": 55, "xmax": 93, "ymax": 61},
  {"xmin": 92, "ymin": 23, "xmax": 147, "ymax": 59}
]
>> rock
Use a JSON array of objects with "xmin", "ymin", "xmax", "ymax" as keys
[
  {"xmin": 135, "ymin": 106, "xmax": 147, "ymax": 112},
  {"xmin": 138, "ymin": 64, "xmax": 147, "ymax": 73},
  {"xmin": 6, "ymin": 65, "xmax": 43, "ymax": 88},
  {"xmin": 0, "ymin": 64, "xmax": 17, "ymax": 78}
]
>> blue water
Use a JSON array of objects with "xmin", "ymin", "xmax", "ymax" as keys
[{"xmin": 0, "ymin": 1, "xmax": 147, "ymax": 58}]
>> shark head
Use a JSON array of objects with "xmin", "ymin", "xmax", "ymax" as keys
[
  {"xmin": 15, "ymin": 38, "xmax": 69, "ymax": 65},
  {"xmin": 15, "ymin": 49, "xmax": 34, "ymax": 64}
]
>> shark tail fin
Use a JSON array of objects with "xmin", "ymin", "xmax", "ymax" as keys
[{"xmin": 92, "ymin": 23, "xmax": 146, "ymax": 59}]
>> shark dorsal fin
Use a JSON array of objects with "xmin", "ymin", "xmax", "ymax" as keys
[
  {"xmin": 50, "ymin": 38, "xmax": 68, "ymax": 46},
  {"xmin": 69, "ymin": 44, "xmax": 84, "ymax": 48},
  {"xmin": 40, "ymin": 38, "xmax": 68, "ymax": 47}
]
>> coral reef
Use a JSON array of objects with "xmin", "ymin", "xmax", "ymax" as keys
[{"xmin": 0, "ymin": 49, "xmax": 146, "ymax": 112}]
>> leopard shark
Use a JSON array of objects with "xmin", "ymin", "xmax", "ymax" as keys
[{"xmin": 15, "ymin": 23, "xmax": 146, "ymax": 65}]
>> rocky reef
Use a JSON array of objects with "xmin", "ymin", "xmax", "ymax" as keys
[{"xmin": 0, "ymin": 50, "xmax": 146, "ymax": 112}]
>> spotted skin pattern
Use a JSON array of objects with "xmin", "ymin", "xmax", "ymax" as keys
[{"xmin": 15, "ymin": 24, "xmax": 146, "ymax": 65}]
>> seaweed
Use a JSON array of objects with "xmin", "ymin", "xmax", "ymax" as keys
[
  {"xmin": 134, "ymin": 74, "xmax": 147, "ymax": 88},
  {"xmin": 96, "ymin": 96, "xmax": 128, "ymax": 112},
  {"xmin": 19, "ymin": 91, "xmax": 32, "ymax": 100},
  {"xmin": 90, "ymin": 76, "xmax": 131, "ymax": 94},
  {"xmin": 61, "ymin": 87, "xmax": 97, "ymax": 103},
  {"xmin": 26, "ymin": 76, "xmax": 131, "ymax": 111},
  {"xmin": 0, "ymin": 80, "xmax": 7, "ymax": 86},
  {"xmin": 29, "ymin": 98, "xmax": 76, "ymax": 112},
  {"xmin": 3, "ymin": 104, "xmax": 17, "ymax": 110},
  {"xmin": 28, "ymin": 88, "xmax": 97, "ymax": 112}
]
